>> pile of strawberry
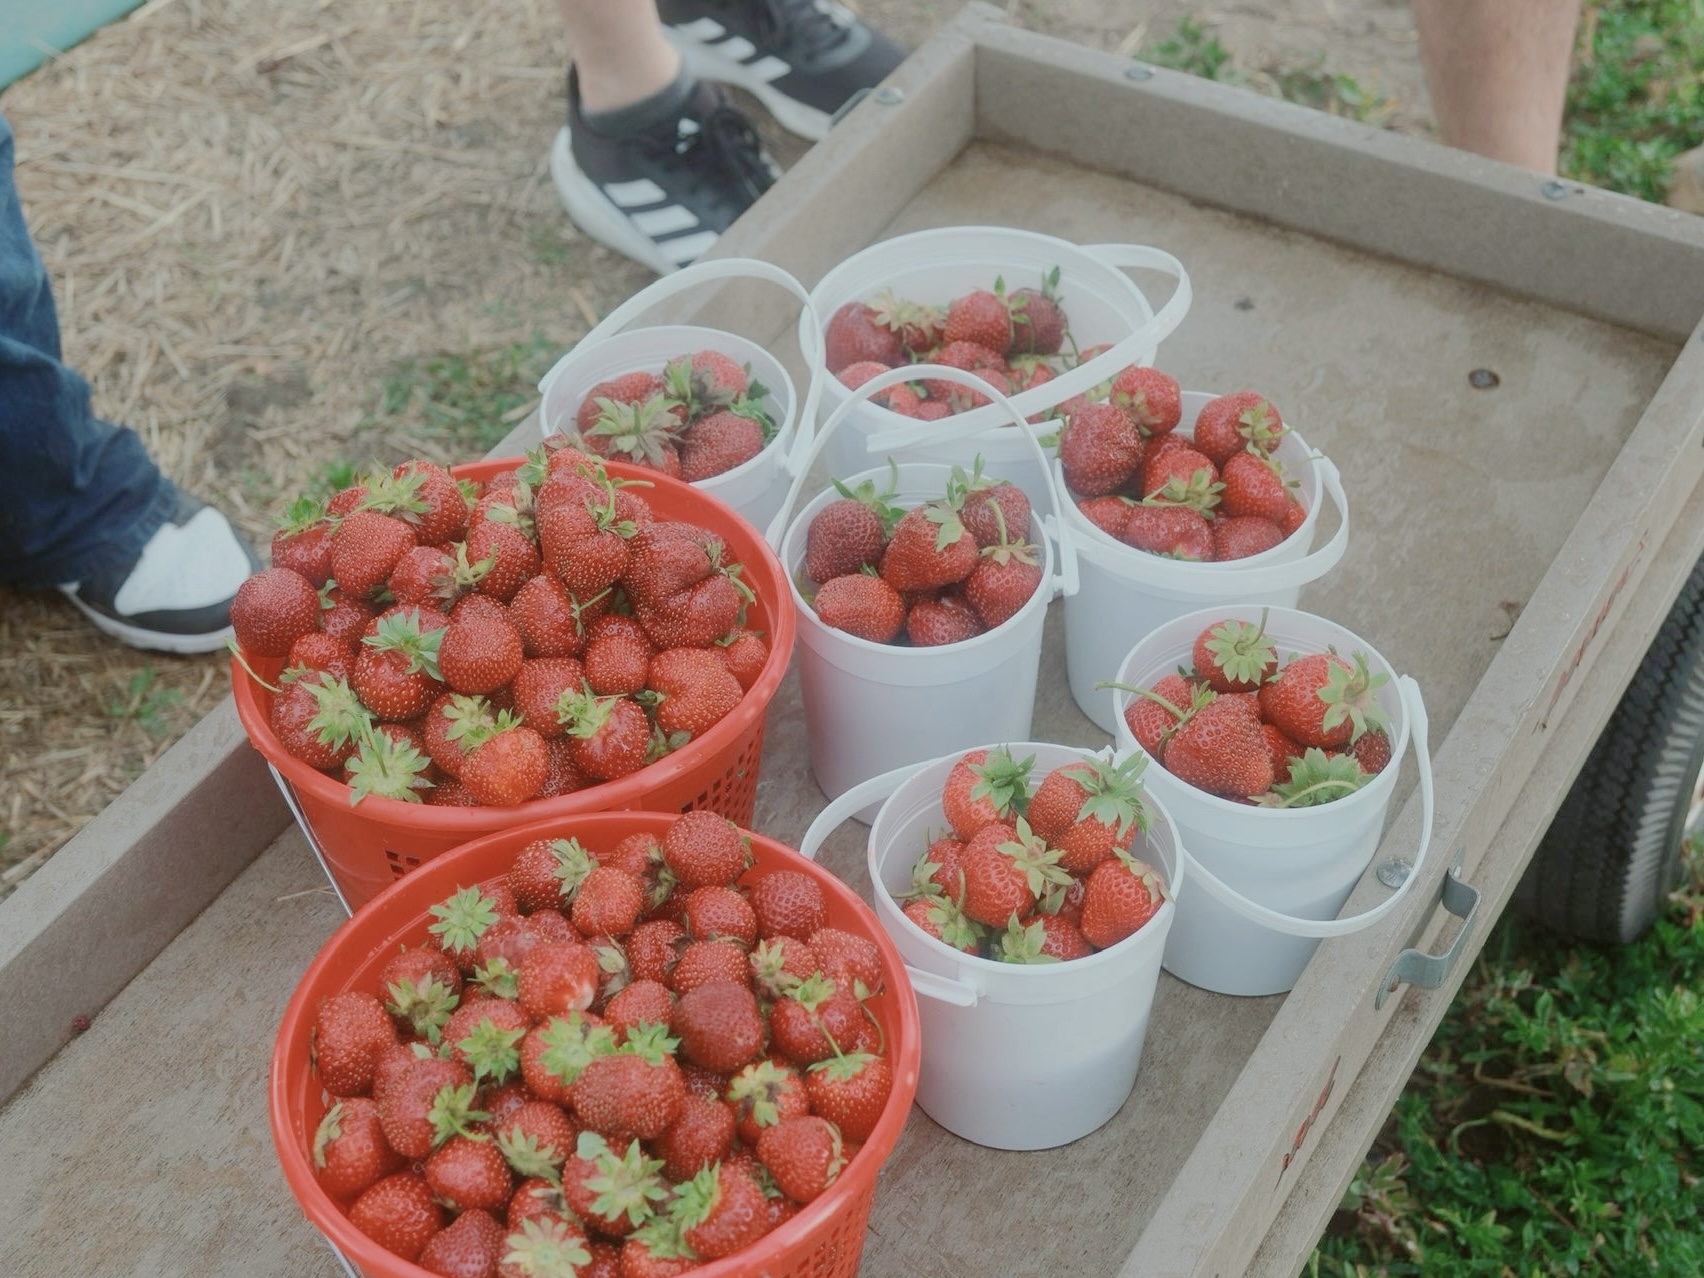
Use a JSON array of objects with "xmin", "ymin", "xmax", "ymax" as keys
[
  {"xmin": 800, "ymin": 461, "xmax": 1043, "ymax": 646},
  {"xmin": 304, "ymin": 811, "xmax": 900, "ymax": 1275},
  {"xmin": 1115, "ymin": 614, "xmax": 1393, "ymax": 806},
  {"xmin": 1058, "ymin": 374, "xmax": 1309, "ymax": 563},
  {"xmin": 822, "ymin": 270, "xmax": 1085, "ymax": 419},
  {"xmin": 896, "ymin": 746, "xmax": 1169, "ymax": 961},
  {"xmin": 567, "ymin": 349, "xmax": 776, "ymax": 482},
  {"xmin": 229, "ymin": 440, "xmax": 770, "ymax": 808}
]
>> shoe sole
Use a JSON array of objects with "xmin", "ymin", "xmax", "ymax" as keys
[
  {"xmin": 663, "ymin": 30, "xmax": 834, "ymax": 141},
  {"xmin": 549, "ymin": 128, "xmax": 693, "ymax": 277},
  {"xmin": 60, "ymin": 591, "xmax": 238, "ymax": 656}
]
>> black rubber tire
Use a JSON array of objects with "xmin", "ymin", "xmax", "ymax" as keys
[{"xmin": 1513, "ymin": 549, "xmax": 1704, "ymax": 944}]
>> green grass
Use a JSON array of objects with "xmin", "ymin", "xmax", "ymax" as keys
[
  {"xmin": 366, "ymin": 333, "xmax": 562, "ymax": 460},
  {"xmin": 106, "ymin": 668, "xmax": 184, "ymax": 737}
]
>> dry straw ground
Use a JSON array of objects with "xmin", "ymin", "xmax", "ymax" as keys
[{"xmin": 0, "ymin": 0, "xmax": 1432, "ymax": 897}]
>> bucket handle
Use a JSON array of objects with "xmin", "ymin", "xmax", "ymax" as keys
[
  {"xmin": 1063, "ymin": 452, "xmax": 1350, "ymax": 593},
  {"xmin": 1173, "ymin": 674, "xmax": 1434, "ymax": 939},
  {"xmin": 265, "ymin": 762, "xmax": 354, "ymax": 918},
  {"xmin": 797, "ymin": 763, "xmax": 983, "ymax": 1009},
  {"xmin": 535, "ymin": 256, "xmax": 826, "ymax": 475},
  {"xmin": 861, "ymin": 244, "xmax": 1193, "ymax": 450},
  {"xmin": 762, "ymin": 363, "xmax": 1080, "ymax": 602}
]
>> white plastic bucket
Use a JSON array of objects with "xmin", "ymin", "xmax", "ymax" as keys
[
  {"xmin": 1108, "ymin": 605, "xmax": 1434, "ymax": 996},
  {"xmin": 765, "ymin": 365, "xmax": 1080, "ymax": 812},
  {"xmin": 798, "ymin": 741, "xmax": 1182, "ymax": 1150},
  {"xmin": 1063, "ymin": 391, "xmax": 1351, "ymax": 734},
  {"xmin": 801, "ymin": 226, "xmax": 1192, "ymax": 508},
  {"xmin": 537, "ymin": 257, "xmax": 824, "ymax": 535}
]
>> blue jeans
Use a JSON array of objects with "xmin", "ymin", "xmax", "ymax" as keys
[{"xmin": 0, "ymin": 110, "xmax": 172, "ymax": 587}]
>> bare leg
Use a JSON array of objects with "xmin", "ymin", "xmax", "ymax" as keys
[
  {"xmin": 558, "ymin": 0, "xmax": 681, "ymax": 112},
  {"xmin": 1410, "ymin": 0, "xmax": 1581, "ymax": 173}
]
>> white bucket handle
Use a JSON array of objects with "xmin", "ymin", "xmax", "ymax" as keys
[
  {"xmin": 762, "ymin": 363, "xmax": 1080, "ymax": 601},
  {"xmin": 862, "ymin": 244, "xmax": 1193, "ymax": 451},
  {"xmin": 797, "ymin": 763, "xmax": 983, "ymax": 1008},
  {"xmin": 537, "ymin": 256, "xmax": 826, "ymax": 475},
  {"xmin": 1171, "ymin": 674, "xmax": 1434, "ymax": 939},
  {"xmin": 1064, "ymin": 452, "xmax": 1351, "ymax": 593}
]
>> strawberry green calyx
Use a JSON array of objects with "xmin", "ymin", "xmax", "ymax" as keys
[
  {"xmin": 968, "ymin": 745, "xmax": 1036, "ymax": 822},
  {"xmin": 581, "ymin": 1132, "xmax": 671, "ymax": 1229},
  {"xmin": 1235, "ymin": 397, "xmax": 1286, "ymax": 452},
  {"xmin": 498, "ymin": 1123, "xmax": 573, "ymax": 1181},
  {"xmin": 1111, "ymin": 846, "xmax": 1172, "ymax": 904},
  {"xmin": 362, "ymin": 607, "xmax": 445, "ymax": 681},
  {"xmin": 726, "ymin": 1059, "xmax": 798, "ymax": 1128},
  {"xmin": 913, "ymin": 894, "xmax": 985, "ymax": 952},
  {"xmin": 1144, "ymin": 467, "xmax": 1223, "ymax": 514},
  {"xmin": 922, "ymin": 498, "xmax": 968, "ymax": 552},
  {"xmin": 747, "ymin": 938, "xmax": 805, "ymax": 999},
  {"xmin": 500, "ymin": 1216, "xmax": 592, "ymax": 1278},
  {"xmin": 1203, "ymin": 611, "xmax": 1277, "ymax": 690},
  {"xmin": 386, "ymin": 974, "xmax": 460, "ymax": 1042},
  {"xmin": 629, "ymin": 1213, "xmax": 698, "ymax": 1265},
  {"xmin": 586, "ymin": 394, "xmax": 683, "ymax": 468},
  {"xmin": 997, "ymin": 817, "xmax": 1075, "ymax": 899},
  {"xmin": 542, "ymin": 837, "xmax": 598, "ymax": 903},
  {"xmin": 359, "ymin": 465, "xmax": 432, "ymax": 521},
  {"xmin": 1068, "ymin": 752, "xmax": 1153, "ymax": 838},
  {"xmin": 344, "ymin": 725, "xmax": 433, "ymax": 805},
  {"xmin": 1262, "ymin": 748, "xmax": 1371, "ymax": 808},
  {"xmin": 996, "ymin": 915, "xmax": 1064, "ymax": 965},
  {"xmin": 457, "ymin": 1016, "xmax": 526, "ymax": 1085},
  {"xmin": 1318, "ymin": 649, "xmax": 1392, "ymax": 743},
  {"xmin": 427, "ymin": 885, "xmax": 500, "ymax": 959},
  {"xmin": 621, "ymin": 1020, "xmax": 681, "ymax": 1066},
  {"xmin": 830, "ymin": 460, "xmax": 906, "ymax": 536},
  {"xmin": 534, "ymin": 1011, "xmax": 617, "ymax": 1088},
  {"xmin": 302, "ymin": 676, "xmax": 373, "ymax": 752},
  {"xmin": 441, "ymin": 692, "xmax": 499, "ymax": 745},
  {"xmin": 471, "ymin": 956, "xmax": 519, "ymax": 1002},
  {"xmin": 426, "ymin": 1080, "xmax": 489, "ymax": 1148},
  {"xmin": 311, "ymin": 1101, "xmax": 350, "ymax": 1170}
]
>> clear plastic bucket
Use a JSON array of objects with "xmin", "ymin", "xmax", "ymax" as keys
[
  {"xmin": 538, "ymin": 257, "xmax": 823, "ymax": 535},
  {"xmin": 1062, "ymin": 391, "xmax": 1351, "ymax": 734},
  {"xmin": 766, "ymin": 365, "xmax": 1079, "ymax": 812},
  {"xmin": 1108, "ymin": 605, "xmax": 1434, "ymax": 996},
  {"xmin": 799, "ymin": 741, "xmax": 1181, "ymax": 1150},
  {"xmin": 801, "ymin": 226, "xmax": 1191, "ymax": 509}
]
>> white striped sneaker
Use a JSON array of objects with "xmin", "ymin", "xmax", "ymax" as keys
[
  {"xmin": 554, "ymin": 71, "xmax": 780, "ymax": 276},
  {"xmin": 658, "ymin": 0, "xmax": 907, "ymax": 140}
]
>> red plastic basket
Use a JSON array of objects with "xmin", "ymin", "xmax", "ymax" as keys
[
  {"xmin": 269, "ymin": 810, "xmax": 921, "ymax": 1278},
  {"xmin": 232, "ymin": 457, "xmax": 795, "ymax": 911}
]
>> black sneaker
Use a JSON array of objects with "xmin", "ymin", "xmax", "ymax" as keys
[
  {"xmin": 58, "ymin": 486, "xmax": 261, "ymax": 655},
  {"xmin": 658, "ymin": 0, "xmax": 907, "ymax": 140},
  {"xmin": 553, "ymin": 71, "xmax": 781, "ymax": 276}
]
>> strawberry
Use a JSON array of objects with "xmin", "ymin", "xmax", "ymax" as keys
[
  {"xmin": 443, "ymin": 995, "xmax": 530, "ymax": 1084},
  {"xmin": 509, "ymin": 657, "xmax": 587, "ymax": 738},
  {"xmin": 1257, "ymin": 649, "xmax": 1390, "ymax": 749},
  {"xmin": 756, "ymin": 1115, "xmax": 844, "ymax": 1205},
  {"xmin": 670, "ymin": 979, "xmax": 765, "ymax": 1072},
  {"xmin": 1162, "ymin": 691, "xmax": 1275, "ymax": 799},
  {"xmin": 603, "ymin": 978, "xmax": 675, "ymax": 1042},
  {"xmin": 681, "ymin": 884, "xmax": 758, "ymax": 946},
  {"xmin": 1218, "ymin": 449, "xmax": 1297, "ymax": 523},
  {"xmin": 352, "ymin": 608, "xmax": 445, "ymax": 721},
  {"xmin": 642, "ymin": 647, "xmax": 744, "ymax": 741},
  {"xmin": 576, "ymin": 370, "xmax": 666, "ymax": 437},
  {"xmin": 999, "ymin": 911, "xmax": 1095, "ymax": 962},
  {"xmin": 557, "ymin": 689, "xmax": 651, "ymax": 781},
  {"xmin": 1059, "ymin": 401, "xmax": 1144, "ymax": 497},
  {"xmin": 331, "ymin": 509, "xmax": 418, "ymax": 599},
  {"xmin": 714, "ymin": 627, "xmax": 768, "ymax": 691},
  {"xmin": 1006, "ymin": 270, "xmax": 1066, "ymax": 356},
  {"xmin": 916, "ymin": 339, "xmax": 1008, "ymax": 410},
  {"xmin": 747, "ymin": 935, "xmax": 818, "ymax": 1001},
  {"xmin": 508, "ymin": 573, "xmax": 595, "ymax": 659},
  {"xmin": 679, "ymin": 409, "xmax": 765, "ymax": 482},
  {"xmin": 673, "ymin": 1161, "xmax": 771, "ymax": 1261},
  {"xmin": 1031, "ymin": 753, "xmax": 1151, "ymax": 876},
  {"xmin": 535, "ymin": 483, "xmax": 634, "ymax": 598},
  {"xmin": 385, "ymin": 543, "xmax": 462, "ymax": 610},
  {"xmin": 1261, "ymin": 721, "xmax": 1305, "ymax": 785},
  {"xmin": 519, "ymin": 1012, "xmax": 616, "ymax": 1108},
  {"xmin": 807, "ymin": 926, "xmax": 884, "ymax": 995},
  {"xmin": 417, "ymin": 1206, "xmax": 507, "ymax": 1276},
  {"xmin": 379, "ymin": 1054, "xmax": 478, "ymax": 1160},
  {"xmin": 517, "ymin": 939, "xmax": 602, "ymax": 1021},
  {"xmin": 1140, "ymin": 443, "xmax": 1221, "ymax": 507},
  {"xmin": 949, "ymin": 461, "xmax": 1031, "ymax": 549},
  {"xmin": 583, "ymin": 613, "xmax": 656, "ymax": 696},
  {"xmin": 940, "ymin": 745, "xmax": 1033, "ymax": 840},
  {"xmin": 570, "ymin": 1025, "xmax": 685, "ymax": 1141},
  {"xmin": 620, "ymin": 1220, "xmax": 698, "ymax": 1278},
  {"xmin": 231, "ymin": 566, "xmax": 322, "ymax": 657},
  {"xmin": 1075, "ymin": 494, "xmax": 1136, "ymax": 539},
  {"xmin": 1266, "ymin": 747, "xmax": 1372, "ymax": 808},
  {"xmin": 1213, "ymin": 515, "xmax": 1285, "ymax": 561},
  {"xmin": 466, "ymin": 513, "xmax": 542, "ymax": 603},
  {"xmin": 944, "ymin": 286, "xmax": 1014, "ymax": 353},
  {"xmin": 1352, "ymin": 726, "xmax": 1394, "ymax": 775},
  {"xmin": 662, "ymin": 810, "xmax": 750, "ymax": 888},
  {"xmin": 870, "ymin": 288, "xmax": 945, "ymax": 355},
  {"xmin": 562, "ymin": 1131, "xmax": 670, "ymax": 1238},
  {"xmin": 622, "ymin": 920, "xmax": 682, "ymax": 988},
  {"xmin": 813, "ymin": 571, "xmax": 906, "ymax": 643},
  {"xmin": 804, "ymin": 1049, "xmax": 892, "ymax": 1143},
  {"xmin": 630, "ymin": 567, "xmax": 745, "ymax": 652},
  {"xmin": 727, "ymin": 1059, "xmax": 811, "ymax": 1147},
  {"xmin": 583, "ymin": 394, "xmax": 684, "ymax": 476},
  {"xmin": 958, "ymin": 819, "xmax": 1071, "ymax": 927},
  {"xmin": 270, "ymin": 501, "xmax": 335, "ymax": 585},
  {"xmin": 878, "ymin": 500, "xmax": 978, "ymax": 594},
  {"xmin": 1079, "ymin": 850, "xmax": 1168, "ymax": 950},
  {"xmin": 270, "ymin": 673, "xmax": 369, "ymax": 771},
  {"xmin": 905, "ymin": 591, "xmax": 984, "ymax": 646},
  {"xmin": 667, "ymin": 937, "xmax": 752, "ymax": 995},
  {"xmin": 423, "ymin": 1133, "xmax": 514, "ymax": 1214},
  {"xmin": 653, "ymin": 1091, "xmax": 737, "ymax": 1183},
  {"xmin": 312, "ymin": 1097, "xmax": 405, "ymax": 1201},
  {"xmin": 501, "ymin": 1216, "xmax": 596, "ymax": 1277},
  {"xmin": 1120, "ymin": 503, "xmax": 1214, "ymax": 561},
  {"xmin": 459, "ymin": 715, "xmax": 549, "ymax": 806},
  {"xmin": 1109, "ymin": 365, "xmax": 1182, "ymax": 436},
  {"xmin": 312, "ymin": 990, "xmax": 399, "ymax": 1097},
  {"xmin": 1193, "ymin": 613, "xmax": 1279, "ymax": 694},
  {"xmin": 377, "ymin": 459, "xmax": 471, "ymax": 547},
  {"xmin": 284, "ymin": 630, "xmax": 356, "ymax": 680},
  {"xmin": 747, "ymin": 869, "xmax": 827, "ymax": 941},
  {"xmin": 901, "ymin": 895, "xmax": 983, "ymax": 953},
  {"xmin": 823, "ymin": 300, "xmax": 904, "ymax": 373},
  {"xmin": 963, "ymin": 526, "xmax": 1043, "ymax": 630},
  {"xmin": 1192, "ymin": 390, "xmax": 1286, "ymax": 465},
  {"xmin": 348, "ymin": 1171, "xmax": 443, "ymax": 1263},
  {"xmin": 438, "ymin": 606, "xmax": 524, "ymax": 696},
  {"xmin": 803, "ymin": 482, "xmax": 897, "ymax": 584},
  {"xmin": 571, "ymin": 865, "xmax": 646, "ymax": 939}
]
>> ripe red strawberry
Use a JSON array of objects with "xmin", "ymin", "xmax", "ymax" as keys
[
  {"xmin": 460, "ymin": 717, "xmax": 549, "ymax": 806},
  {"xmin": 379, "ymin": 459, "xmax": 471, "ymax": 547},
  {"xmin": 436, "ymin": 605, "xmax": 524, "ymax": 697},
  {"xmin": 603, "ymin": 977, "xmax": 675, "ymax": 1042},
  {"xmin": 331, "ymin": 509, "xmax": 418, "ymax": 599},
  {"xmin": 653, "ymin": 1091, "xmax": 738, "ymax": 1183},
  {"xmin": 312, "ymin": 990, "xmax": 400, "ymax": 1097},
  {"xmin": 747, "ymin": 869, "xmax": 827, "ymax": 941},
  {"xmin": 284, "ymin": 629, "xmax": 355, "ymax": 680},
  {"xmin": 417, "ymin": 1205, "xmax": 506, "ymax": 1277},
  {"xmin": 808, "ymin": 926, "xmax": 884, "ymax": 995},
  {"xmin": 312, "ymin": 1097, "xmax": 405, "ymax": 1201},
  {"xmin": 466, "ymin": 513, "xmax": 542, "ymax": 603},
  {"xmin": 582, "ymin": 613, "xmax": 656, "ymax": 696},
  {"xmin": 510, "ymin": 657, "xmax": 587, "ymax": 738},
  {"xmin": 1075, "ymin": 494, "xmax": 1136, "ymax": 539},
  {"xmin": 570, "ymin": 1028, "xmax": 685, "ymax": 1141},
  {"xmin": 1219, "ymin": 449, "xmax": 1297, "ymax": 523},
  {"xmin": 1121, "ymin": 671, "xmax": 1198, "ymax": 758},
  {"xmin": 1193, "ymin": 613, "xmax": 1279, "ymax": 694},
  {"xmin": 1163, "ymin": 692, "xmax": 1275, "ymax": 799},
  {"xmin": 576, "ymin": 370, "xmax": 667, "ymax": 437},
  {"xmin": 823, "ymin": 300, "xmax": 904, "ymax": 374},
  {"xmin": 1140, "ymin": 442, "xmax": 1220, "ymax": 506},
  {"xmin": 901, "ymin": 895, "xmax": 982, "ymax": 953},
  {"xmin": 515, "ymin": 939, "xmax": 601, "ymax": 1021},
  {"xmin": 1278, "ymin": 495, "xmax": 1308, "ymax": 537},
  {"xmin": 950, "ymin": 464, "xmax": 1031, "ymax": 549},
  {"xmin": 352, "ymin": 608, "xmax": 445, "ymax": 721},
  {"xmin": 958, "ymin": 819, "xmax": 1071, "ymax": 927},
  {"xmin": 916, "ymin": 339, "xmax": 1008, "ymax": 410},
  {"xmin": 662, "ymin": 810, "xmax": 750, "ymax": 888},
  {"xmin": 1059, "ymin": 401, "xmax": 1144, "ymax": 497},
  {"xmin": 803, "ymin": 490, "xmax": 893, "ymax": 584},
  {"xmin": 423, "ymin": 1133, "xmax": 514, "ymax": 1214},
  {"xmin": 644, "ymin": 647, "xmax": 744, "ymax": 740},
  {"xmin": 1213, "ymin": 515, "xmax": 1285, "ymax": 561},
  {"xmin": 1006, "ymin": 272, "xmax": 1066, "ymax": 356},
  {"xmin": 1028, "ymin": 753, "xmax": 1150, "ymax": 876},
  {"xmin": 804, "ymin": 1049, "xmax": 892, "ymax": 1143},
  {"xmin": 536, "ymin": 484, "xmax": 633, "ymax": 598},
  {"xmin": 727, "ymin": 1058, "xmax": 811, "ymax": 1146},
  {"xmin": 1120, "ymin": 504, "xmax": 1214, "ymax": 560},
  {"xmin": 561, "ymin": 1130, "xmax": 670, "ymax": 1238},
  {"xmin": 680, "ymin": 883, "xmax": 757, "ymax": 946},
  {"xmin": 870, "ymin": 287, "xmax": 945, "ymax": 354},
  {"xmin": 679, "ymin": 409, "xmax": 765, "ymax": 482},
  {"xmin": 1109, "ymin": 364, "xmax": 1182, "ymax": 436},
  {"xmin": 571, "ymin": 865, "xmax": 646, "ymax": 938},
  {"xmin": 944, "ymin": 286, "xmax": 1014, "ymax": 353},
  {"xmin": 879, "ymin": 500, "xmax": 978, "ymax": 593},
  {"xmin": 378, "ymin": 1054, "xmax": 477, "ymax": 1160},
  {"xmin": 1262, "ymin": 721, "xmax": 1305, "ymax": 785},
  {"xmin": 756, "ymin": 1115, "xmax": 844, "ymax": 1205},
  {"xmin": 1079, "ymin": 850, "xmax": 1168, "ymax": 950},
  {"xmin": 270, "ymin": 505, "xmax": 335, "ymax": 585},
  {"xmin": 558, "ymin": 690, "xmax": 651, "ymax": 781},
  {"xmin": 231, "ymin": 566, "xmax": 322, "ymax": 657},
  {"xmin": 674, "ymin": 1161, "xmax": 770, "ymax": 1261},
  {"xmin": 670, "ymin": 980, "xmax": 765, "ymax": 1073},
  {"xmin": 347, "ymin": 1171, "xmax": 443, "ymax": 1263},
  {"xmin": 270, "ymin": 672, "xmax": 369, "ymax": 771},
  {"xmin": 714, "ymin": 627, "xmax": 768, "ymax": 691},
  {"xmin": 767, "ymin": 974, "xmax": 864, "ymax": 1064},
  {"xmin": 508, "ymin": 573, "xmax": 592, "ymax": 659},
  {"xmin": 940, "ymin": 745, "xmax": 1032, "ymax": 840},
  {"xmin": 667, "ymin": 937, "xmax": 751, "ymax": 995},
  {"xmin": 1352, "ymin": 726, "xmax": 1394, "ymax": 775},
  {"xmin": 748, "ymin": 935, "xmax": 818, "ymax": 1001},
  {"xmin": 813, "ymin": 571, "xmax": 906, "ymax": 643},
  {"xmin": 963, "ymin": 529, "xmax": 1043, "ymax": 629},
  {"xmin": 442, "ymin": 994, "xmax": 530, "ymax": 1083},
  {"xmin": 631, "ymin": 571, "xmax": 743, "ymax": 651},
  {"xmin": 1192, "ymin": 390, "xmax": 1286, "ymax": 465},
  {"xmin": 385, "ymin": 543, "xmax": 462, "ymax": 610},
  {"xmin": 905, "ymin": 591, "xmax": 983, "ymax": 646},
  {"xmin": 1000, "ymin": 911, "xmax": 1095, "ymax": 962},
  {"xmin": 1257, "ymin": 649, "xmax": 1390, "ymax": 750}
]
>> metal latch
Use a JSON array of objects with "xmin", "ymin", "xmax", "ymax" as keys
[{"xmin": 1375, "ymin": 860, "xmax": 1481, "ymax": 1009}]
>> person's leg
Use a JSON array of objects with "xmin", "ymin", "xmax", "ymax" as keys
[
  {"xmin": 1410, "ymin": 0, "xmax": 1581, "ymax": 173},
  {"xmin": 0, "ymin": 111, "xmax": 258, "ymax": 653},
  {"xmin": 558, "ymin": 0, "xmax": 683, "ymax": 113}
]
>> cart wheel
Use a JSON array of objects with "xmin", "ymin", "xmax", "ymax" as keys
[{"xmin": 1513, "ymin": 550, "xmax": 1704, "ymax": 943}]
